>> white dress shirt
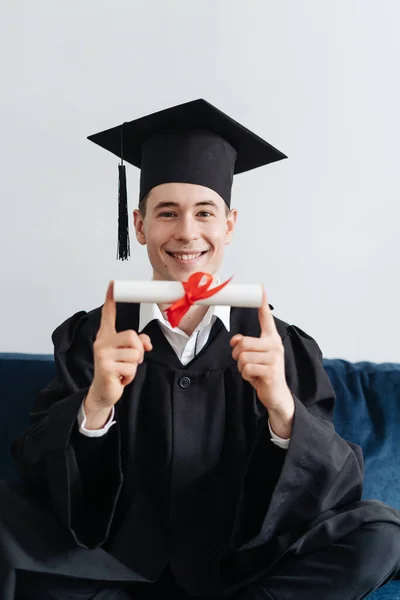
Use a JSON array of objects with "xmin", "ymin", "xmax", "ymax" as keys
[{"xmin": 78, "ymin": 303, "xmax": 290, "ymax": 449}]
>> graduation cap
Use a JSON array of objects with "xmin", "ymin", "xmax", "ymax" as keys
[{"xmin": 87, "ymin": 98, "xmax": 287, "ymax": 260}]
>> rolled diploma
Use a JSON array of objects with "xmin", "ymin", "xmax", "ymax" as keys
[{"xmin": 113, "ymin": 280, "xmax": 262, "ymax": 307}]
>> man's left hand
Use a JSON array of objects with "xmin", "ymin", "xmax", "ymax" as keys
[{"xmin": 230, "ymin": 288, "xmax": 294, "ymax": 416}]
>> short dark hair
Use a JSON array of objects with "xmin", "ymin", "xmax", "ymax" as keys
[
  {"xmin": 138, "ymin": 192, "xmax": 231, "ymax": 218},
  {"xmin": 138, "ymin": 193, "xmax": 150, "ymax": 218}
]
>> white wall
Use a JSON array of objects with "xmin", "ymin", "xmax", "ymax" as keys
[{"xmin": 1, "ymin": 0, "xmax": 399, "ymax": 361}]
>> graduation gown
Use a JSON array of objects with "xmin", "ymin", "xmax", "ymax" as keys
[{"xmin": 8, "ymin": 303, "xmax": 400, "ymax": 597}]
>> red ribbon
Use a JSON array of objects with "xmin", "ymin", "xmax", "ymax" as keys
[{"xmin": 166, "ymin": 272, "xmax": 233, "ymax": 328}]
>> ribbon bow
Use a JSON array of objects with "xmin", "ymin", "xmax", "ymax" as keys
[{"xmin": 166, "ymin": 272, "xmax": 233, "ymax": 328}]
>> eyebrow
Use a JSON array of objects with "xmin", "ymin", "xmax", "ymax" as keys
[{"xmin": 152, "ymin": 200, "xmax": 219, "ymax": 212}]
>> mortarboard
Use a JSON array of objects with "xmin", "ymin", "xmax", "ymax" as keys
[{"xmin": 87, "ymin": 99, "xmax": 287, "ymax": 260}]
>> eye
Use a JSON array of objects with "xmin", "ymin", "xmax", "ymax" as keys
[
  {"xmin": 197, "ymin": 211, "xmax": 213, "ymax": 217},
  {"xmin": 158, "ymin": 211, "xmax": 176, "ymax": 218}
]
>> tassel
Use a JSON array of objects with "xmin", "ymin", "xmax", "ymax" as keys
[
  {"xmin": 117, "ymin": 122, "xmax": 130, "ymax": 261},
  {"xmin": 117, "ymin": 162, "xmax": 130, "ymax": 261}
]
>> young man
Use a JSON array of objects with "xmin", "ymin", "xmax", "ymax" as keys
[{"xmin": 1, "ymin": 99, "xmax": 399, "ymax": 600}]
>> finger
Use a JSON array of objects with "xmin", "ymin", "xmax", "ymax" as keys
[
  {"xmin": 241, "ymin": 363, "xmax": 266, "ymax": 381},
  {"xmin": 117, "ymin": 362, "xmax": 139, "ymax": 385},
  {"xmin": 237, "ymin": 352, "xmax": 270, "ymax": 372},
  {"xmin": 231, "ymin": 336, "xmax": 271, "ymax": 360},
  {"xmin": 139, "ymin": 333, "xmax": 153, "ymax": 352},
  {"xmin": 112, "ymin": 348, "xmax": 143, "ymax": 364},
  {"xmin": 115, "ymin": 329, "xmax": 141, "ymax": 348},
  {"xmin": 230, "ymin": 334, "xmax": 243, "ymax": 347},
  {"xmin": 99, "ymin": 281, "xmax": 117, "ymax": 335},
  {"xmin": 121, "ymin": 373, "xmax": 135, "ymax": 387},
  {"xmin": 258, "ymin": 287, "xmax": 276, "ymax": 338}
]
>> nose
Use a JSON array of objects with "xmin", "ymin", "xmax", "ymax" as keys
[{"xmin": 173, "ymin": 214, "xmax": 200, "ymax": 244}]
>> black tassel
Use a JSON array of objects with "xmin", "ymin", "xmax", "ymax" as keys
[{"xmin": 117, "ymin": 163, "xmax": 130, "ymax": 260}]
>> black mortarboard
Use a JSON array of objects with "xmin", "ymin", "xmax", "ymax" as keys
[{"xmin": 87, "ymin": 99, "xmax": 287, "ymax": 260}]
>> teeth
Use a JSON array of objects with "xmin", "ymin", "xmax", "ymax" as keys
[{"xmin": 172, "ymin": 253, "xmax": 203, "ymax": 261}]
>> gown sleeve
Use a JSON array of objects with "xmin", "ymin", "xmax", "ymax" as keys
[
  {"xmin": 229, "ymin": 324, "xmax": 364, "ymax": 551},
  {"xmin": 10, "ymin": 310, "xmax": 123, "ymax": 549}
]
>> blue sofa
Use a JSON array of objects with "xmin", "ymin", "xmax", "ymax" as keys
[{"xmin": 0, "ymin": 353, "xmax": 399, "ymax": 598}]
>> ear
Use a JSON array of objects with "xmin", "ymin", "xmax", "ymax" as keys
[
  {"xmin": 225, "ymin": 208, "xmax": 238, "ymax": 245},
  {"xmin": 133, "ymin": 209, "xmax": 147, "ymax": 245}
]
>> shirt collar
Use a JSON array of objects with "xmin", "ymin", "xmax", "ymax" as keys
[{"xmin": 138, "ymin": 276, "xmax": 231, "ymax": 333}]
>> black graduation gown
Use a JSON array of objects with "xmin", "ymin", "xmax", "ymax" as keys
[{"xmin": 8, "ymin": 303, "xmax": 400, "ymax": 597}]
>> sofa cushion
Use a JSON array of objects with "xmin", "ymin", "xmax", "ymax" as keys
[
  {"xmin": 0, "ymin": 353, "xmax": 55, "ymax": 483},
  {"xmin": 324, "ymin": 359, "xmax": 400, "ymax": 511},
  {"xmin": 367, "ymin": 581, "xmax": 400, "ymax": 599}
]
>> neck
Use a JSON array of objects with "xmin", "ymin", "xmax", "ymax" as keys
[{"xmin": 158, "ymin": 303, "xmax": 210, "ymax": 336}]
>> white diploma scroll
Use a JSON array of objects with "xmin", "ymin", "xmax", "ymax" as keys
[{"xmin": 113, "ymin": 279, "xmax": 263, "ymax": 307}]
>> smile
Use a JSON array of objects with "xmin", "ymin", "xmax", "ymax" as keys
[{"xmin": 166, "ymin": 251, "xmax": 208, "ymax": 262}]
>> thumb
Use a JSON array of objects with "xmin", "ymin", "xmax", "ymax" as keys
[
  {"xmin": 139, "ymin": 333, "xmax": 153, "ymax": 352},
  {"xmin": 230, "ymin": 334, "xmax": 243, "ymax": 347}
]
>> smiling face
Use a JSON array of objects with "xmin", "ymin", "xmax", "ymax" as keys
[{"xmin": 133, "ymin": 182, "xmax": 237, "ymax": 282}]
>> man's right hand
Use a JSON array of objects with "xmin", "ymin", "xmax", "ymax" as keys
[{"xmin": 84, "ymin": 280, "xmax": 152, "ymax": 427}]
